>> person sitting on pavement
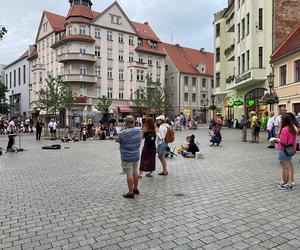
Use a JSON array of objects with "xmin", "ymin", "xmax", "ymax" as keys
[
  {"xmin": 182, "ymin": 135, "xmax": 199, "ymax": 157},
  {"xmin": 61, "ymin": 129, "xmax": 71, "ymax": 143},
  {"xmin": 209, "ymin": 127, "xmax": 222, "ymax": 146}
]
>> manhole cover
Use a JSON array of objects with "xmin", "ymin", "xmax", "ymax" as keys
[{"xmin": 174, "ymin": 193, "xmax": 185, "ymax": 197}]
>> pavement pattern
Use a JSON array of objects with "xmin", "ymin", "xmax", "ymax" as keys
[{"xmin": 0, "ymin": 128, "xmax": 300, "ymax": 250}]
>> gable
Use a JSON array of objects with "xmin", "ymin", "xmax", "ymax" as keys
[
  {"xmin": 92, "ymin": 2, "xmax": 137, "ymax": 35},
  {"xmin": 36, "ymin": 14, "xmax": 54, "ymax": 42}
]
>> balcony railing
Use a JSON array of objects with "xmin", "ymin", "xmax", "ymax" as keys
[
  {"xmin": 62, "ymin": 74, "xmax": 98, "ymax": 83},
  {"xmin": 32, "ymin": 64, "xmax": 45, "ymax": 72},
  {"xmin": 58, "ymin": 53, "xmax": 97, "ymax": 63}
]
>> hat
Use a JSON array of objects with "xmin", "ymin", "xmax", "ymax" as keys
[
  {"xmin": 156, "ymin": 115, "xmax": 165, "ymax": 120},
  {"xmin": 250, "ymin": 111, "xmax": 256, "ymax": 115}
]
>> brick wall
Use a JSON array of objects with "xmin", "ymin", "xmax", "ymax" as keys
[{"xmin": 275, "ymin": 0, "xmax": 300, "ymax": 48}]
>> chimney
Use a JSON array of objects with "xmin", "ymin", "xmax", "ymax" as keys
[
  {"xmin": 200, "ymin": 48, "xmax": 205, "ymax": 52},
  {"xmin": 144, "ymin": 21, "xmax": 148, "ymax": 25},
  {"xmin": 175, "ymin": 43, "xmax": 180, "ymax": 47}
]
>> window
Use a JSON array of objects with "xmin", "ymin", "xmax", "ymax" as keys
[
  {"xmin": 246, "ymin": 50, "xmax": 250, "ymax": 70},
  {"xmin": 192, "ymin": 93, "xmax": 196, "ymax": 103},
  {"xmin": 119, "ymin": 69, "xmax": 124, "ymax": 80},
  {"xmin": 138, "ymin": 39, "xmax": 142, "ymax": 47},
  {"xmin": 107, "ymin": 31, "xmax": 113, "ymax": 41},
  {"xmin": 202, "ymin": 94, "xmax": 207, "ymax": 99},
  {"xmin": 202, "ymin": 78, "xmax": 207, "ymax": 88},
  {"xmin": 95, "ymin": 28, "xmax": 101, "ymax": 38},
  {"xmin": 216, "ymin": 48, "xmax": 220, "ymax": 62},
  {"xmin": 137, "ymin": 70, "xmax": 144, "ymax": 81},
  {"xmin": 184, "ymin": 76, "xmax": 189, "ymax": 86},
  {"xmin": 238, "ymin": 56, "xmax": 241, "ymax": 75},
  {"xmin": 246, "ymin": 13, "xmax": 250, "ymax": 35},
  {"xmin": 80, "ymin": 44, "xmax": 86, "ymax": 54},
  {"xmin": 42, "ymin": 41, "xmax": 45, "ymax": 49},
  {"xmin": 129, "ymin": 52, "xmax": 134, "ymax": 62},
  {"xmin": 211, "ymin": 79, "xmax": 214, "ymax": 89},
  {"xmin": 295, "ymin": 60, "xmax": 300, "ymax": 82},
  {"xmin": 95, "ymin": 46, "xmax": 101, "ymax": 57},
  {"xmin": 80, "ymin": 85, "xmax": 87, "ymax": 96},
  {"xmin": 43, "ymin": 22, "xmax": 48, "ymax": 32},
  {"xmin": 238, "ymin": 23, "xmax": 240, "ymax": 42},
  {"xmin": 216, "ymin": 23, "xmax": 220, "ymax": 38},
  {"xmin": 39, "ymin": 72, "xmax": 43, "ymax": 83},
  {"xmin": 119, "ymin": 50, "xmax": 124, "ymax": 61},
  {"xmin": 156, "ymin": 60, "xmax": 161, "ymax": 67},
  {"xmin": 46, "ymin": 54, "xmax": 49, "ymax": 64},
  {"xmin": 165, "ymin": 65, "xmax": 169, "ymax": 72},
  {"xmin": 96, "ymin": 87, "xmax": 101, "ymax": 98},
  {"xmin": 13, "ymin": 70, "xmax": 16, "ymax": 87},
  {"xmin": 118, "ymin": 33, "xmax": 124, "ymax": 43},
  {"xmin": 95, "ymin": 66, "xmax": 101, "ymax": 77},
  {"xmin": 242, "ymin": 53, "xmax": 245, "ymax": 73},
  {"xmin": 80, "ymin": 65, "xmax": 87, "ymax": 75},
  {"xmin": 119, "ymin": 89, "xmax": 124, "ymax": 99},
  {"xmin": 280, "ymin": 65, "xmax": 287, "ymax": 86},
  {"xmin": 259, "ymin": 8, "xmax": 263, "ymax": 30},
  {"xmin": 130, "ymin": 70, "xmax": 133, "ymax": 81},
  {"xmin": 238, "ymin": 0, "xmax": 240, "ymax": 8},
  {"xmin": 241, "ymin": 18, "xmax": 245, "ymax": 39},
  {"xmin": 107, "ymin": 48, "xmax": 113, "ymax": 59},
  {"xmin": 192, "ymin": 77, "xmax": 196, "ymax": 86},
  {"xmin": 17, "ymin": 67, "xmax": 21, "ymax": 86},
  {"xmin": 148, "ymin": 56, "xmax": 152, "ymax": 66},
  {"xmin": 67, "ymin": 65, "xmax": 72, "ymax": 74},
  {"xmin": 130, "ymin": 89, "xmax": 133, "ymax": 99},
  {"xmin": 9, "ymin": 72, "xmax": 12, "ymax": 89},
  {"xmin": 111, "ymin": 15, "xmax": 121, "ymax": 25},
  {"xmin": 148, "ymin": 73, "xmax": 153, "ymax": 81},
  {"xmin": 79, "ymin": 25, "xmax": 86, "ymax": 35},
  {"xmin": 259, "ymin": 47, "xmax": 263, "ymax": 68},
  {"xmin": 184, "ymin": 93, "xmax": 188, "ymax": 102},
  {"xmin": 5, "ymin": 74, "xmax": 8, "ymax": 88},
  {"xmin": 46, "ymin": 38, "xmax": 49, "ymax": 47},
  {"xmin": 156, "ymin": 74, "xmax": 161, "ymax": 83},
  {"xmin": 129, "ymin": 36, "xmax": 134, "ymax": 45},
  {"xmin": 138, "ymin": 54, "xmax": 143, "ymax": 63},
  {"xmin": 51, "ymin": 52, "xmax": 54, "ymax": 63},
  {"xmin": 216, "ymin": 72, "xmax": 220, "ymax": 87},
  {"xmin": 107, "ymin": 88, "xmax": 113, "ymax": 99},
  {"xmin": 107, "ymin": 67, "xmax": 113, "ymax": 79},
  {"xmin": 149, "ymin": 41, "xmax": 157, "ymax": 49}
]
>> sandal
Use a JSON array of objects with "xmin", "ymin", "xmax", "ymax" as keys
[
  {"xmin": 146, "ymin": 173, "xmax": 153, "ymax": 177},
  {"xmin": 158, "ymin": 172, "xmax": 168, "ymax": 176},
  {"xmin": 123, "ymin": 193, "xmax": 134, "ymax": 199}
]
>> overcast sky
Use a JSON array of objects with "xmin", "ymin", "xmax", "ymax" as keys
[{"xmin": 0, "ymin": 0, "xmax": 227, "ymax": 65}]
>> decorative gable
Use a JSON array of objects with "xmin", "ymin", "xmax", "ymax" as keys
[{"xmin": 36, "ymin": 15, "xmax": 54, "ymax": 42}]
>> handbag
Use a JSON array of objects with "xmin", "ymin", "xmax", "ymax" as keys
[{"xmin": 283, "ymin": 133, "xmax": 296, "ymax": 156}]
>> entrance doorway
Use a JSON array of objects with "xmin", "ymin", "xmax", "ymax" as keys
[{"xmin": 244, "ymin": 88, "xmax": 267, "ymax": 118}]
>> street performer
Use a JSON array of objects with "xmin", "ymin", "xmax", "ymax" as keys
[{"xmin": 6, "ymin": 117, "xmax": 17, "ymax": 153}]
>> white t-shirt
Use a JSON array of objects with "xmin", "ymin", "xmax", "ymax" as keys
[
  {"xmin": 157, "ymin": 123, "xmax": 169, "ymax": 145},
  {"xmin": 267, "ymin": 116, "xmax": 275, "ymax": 131},
  {"xmin": 48, "ymin": 121, "xmax": 57, "ymax": 130}
]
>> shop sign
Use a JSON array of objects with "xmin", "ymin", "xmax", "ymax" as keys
[
  {"xmin": 233, "ymin": 100, "xmax": 243, "ymax": 106},
  {"xmin": 235, "ymin": 72, "xmax": 252, "ymax": 84},
  {"xmin": 247, "ymin": 99, "xmax": 255, "ymax": 106},
  {"xmin": 224, "ymin": 99, "xmax": 234, "ymax": 107}
]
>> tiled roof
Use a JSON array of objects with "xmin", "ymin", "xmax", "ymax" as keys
[
  {"xmin": 131, "ymin": 21, "xmax": 160, "ymax": 42},
  {"xmin": 136, "ymin": 41, "xmax": 166, "ymax": 56},
  {"xmin": 271, "ymin": 24, "xmax": 300, "ymax": 62},
  {"xmin": 162, "ymin": 43, "xmax": 214, "ymax": 76},
  {"xmin": 44, "ymin": 11, "xmax": 66, "ymax": 32},
  {"xmin": 66, "ymin": 5, "xmax": 94, "ymax": 20}
]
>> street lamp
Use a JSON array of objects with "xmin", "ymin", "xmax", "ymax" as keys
[
  {"xmin": 209, "ymin": 94, "xmax": 217, "ymax": 119},
  {"xmin": 200, "ymin": 98, "xmax": 209, "ymax": 123},
  {"xmin": 260, "ymin": 73, "xmax": 278, "ymax": 111}
]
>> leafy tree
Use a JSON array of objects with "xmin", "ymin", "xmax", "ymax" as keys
[
  {"xmin": 0, "ymin": 25, "xmax": 7, "ymax": 40},
  {"xmin": 0, "ymin": 83, "xmax": 10, "ymax": 114},
  {"xmin": 61, "ymin": 84, "xmax": 77, "ymax": 127},
  {"xmin": 96, "ymin": 96, "xmax": 112, "ymax": 124},
  {"xmin": 131, "ymin": 88, "xmax": 146, "ymax": 114}
]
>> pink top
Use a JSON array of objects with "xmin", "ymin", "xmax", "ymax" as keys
[{"xmin": 278, "ymin": 126, "xmax": 297, "ymax": 151}]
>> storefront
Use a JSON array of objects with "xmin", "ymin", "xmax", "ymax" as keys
[{"xmin": 244, "ymin": 88, "xmax": 267, "ymax": 118}]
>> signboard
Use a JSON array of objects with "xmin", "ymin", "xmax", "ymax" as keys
[
  {"xmin": 247, "ymin": 99, "xmax": 255, "ymax": 106},
  {"xmin": 233, "ymin": 100, "xmax": 243, "ymax": 106},
  {"xmin": 224, "ymin": 99, "xmax": 234, "ymax": 107},
  {"xmin": 235, "ymin": 72, "xmax": 252, "ymax": 84}
]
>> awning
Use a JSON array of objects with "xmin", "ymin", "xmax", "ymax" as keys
[{"xmin": 118, "ymin": 106, "xmax": 134, "ymax": 113}]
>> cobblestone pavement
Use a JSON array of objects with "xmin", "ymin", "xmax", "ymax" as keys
[{"xmin": 0, "ymin": 128, "xmax": 300, "ymax": 250}]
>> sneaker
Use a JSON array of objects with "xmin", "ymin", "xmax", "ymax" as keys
[
  {"xmin": 267, "ymin": 145, "xmax": 276, "ymax": 149},
  {"xmin": 123, "ymin": 193, "xmax": 134, "ymax": 199},
  {"xmin": 292, "ymin": 182, "xmax": 295, "ymax": 186},
  {"xmin": 133, "ymin": 189, "xmax": 140, "ymax": 195},
  {"xmin": 277, "ymin": 181, "xmax": 285, "ymax": 188},
  {"xmin": 279, "ymin": 184, "xmax": 292, "ymax": 190}
]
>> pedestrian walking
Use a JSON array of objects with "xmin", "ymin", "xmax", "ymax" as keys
[
  {"xmin": 156, "ymin": 115, "xmax": 169, "ymax": 176},
  {"xmin": 6, "ymin": 117, "xmax": 17, "ymax": 153},
  {"xmin": 240, "ymin": 114, "xmax": 248, "ymax": 142},
  {"xmin": 266, "ymin": 111, "xmax": 276, "ymax": 144},
  {"xmin": 116, "ymin": 116, "xmax": 142, "ymax": 199},
  {"xmin": 87, "ymin": 119, "xmax": 94, "ymax": 139},
  {"xmin": 139, "ymin": 117, "xmax": 156, "ymax": 178},
  {"xmin": 36, "ymin": 119, "xmax": 43, "ymax": 140},
  {"xmin": 275, "ymin": 114, "xmax": 297, "ymax": 190}
]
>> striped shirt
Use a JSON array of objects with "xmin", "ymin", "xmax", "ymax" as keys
[{"xmin": 116, "ymin": 127, "xmax": 142, "ymax": 162}]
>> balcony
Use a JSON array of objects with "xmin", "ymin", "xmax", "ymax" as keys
[
  {"xmin": 32, "ymin": 64, "xmax": 45, "ymax": 72},
  {"xmin": 58, "ymin": 53, "xmax": 97, "ymax": 63},
  {"xmin": 62, "ymin": 74, "xmax": 98, "ymax": 83},
  {"xmin": 224, "ymin": 44, "xmax": 235, "ymax": 61}
]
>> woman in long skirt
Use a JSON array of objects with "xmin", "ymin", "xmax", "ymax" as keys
[{"xmin": 139, "ymin": 117, "xmax": 156, "ymax": 178}]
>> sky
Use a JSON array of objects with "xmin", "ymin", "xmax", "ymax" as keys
[{"xmin": 0, "ymin": 0, "xmax": 227, "ymax": 65}]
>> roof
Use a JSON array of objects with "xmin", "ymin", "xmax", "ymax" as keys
[
  {"xmin": 162, "ymin": 43, "xmax": 214, "ymax": 76},
  {"xmin": 4, "ymin": 50, "xmax": 29, "ymax": 69},
  {"xmin": 131, "ymin": 21, "xmax": 160, "ymax": 42},
  {"xmin": 44, "ymin": 11, "xmax": 66, "ymax": 32},
  {"xmin": 136, "ymin": 41, "xmax": 166, "ymax": 56},
  {"xmin": 66, "ymin": 5, "xmax": 95, "ymax": 20},
  {"xmin": 271, "ymin": 24, "xmax": 300, "ymax": 62}
]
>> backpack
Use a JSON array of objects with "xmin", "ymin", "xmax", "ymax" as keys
[{"xmin": 165, "ymin": 127, "xmax": 175, "ymax": 143}]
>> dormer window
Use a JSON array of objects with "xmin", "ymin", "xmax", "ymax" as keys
[
  {"xmin": 149, "ymin": 41, "xmax": 157, "ymax": 49},
  {"xmin": 110, "ymin": 14, "xmax": 121, "ymax": 25}
]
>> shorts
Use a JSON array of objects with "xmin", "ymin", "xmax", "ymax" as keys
[
  {"xmin": 122, "ymin": 161, "xmax": 138, "ymax": 175},
  {"xmin": 278, "ymin": 150, "xmax": 293, "ymax": 162},
  {"xmin": 157, "ymin": 141, "xmax": 167, "ymax": 156}
]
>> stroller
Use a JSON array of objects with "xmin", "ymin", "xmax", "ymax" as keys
[{"xmin": 165, "ymin": 145, "xmax": 177, "ymax": 159}]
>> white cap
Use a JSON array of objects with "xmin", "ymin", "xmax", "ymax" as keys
[{"xmin": 156, "ymin": 115, "xmax": 165, "ymax": 120}]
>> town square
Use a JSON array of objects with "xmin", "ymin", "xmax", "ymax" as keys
[{"xmin": 1, "ymin": 0, "xmax": 300, "ymax": 249}]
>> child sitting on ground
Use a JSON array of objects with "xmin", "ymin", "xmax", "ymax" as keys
[
  {"xmin": 179, "ymin": 135, "xmax": 199, "ymax": 157},
  {"xmin": 209, "ymin": 127, "xmax": 222, "ymax": 146}
]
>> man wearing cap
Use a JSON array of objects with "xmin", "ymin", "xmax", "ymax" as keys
[
  {"xmin": 156, "ymin": 115, "xmax": 169, "ymax": 175},
  {"xmin": 250, "ymin": 111, "xmax": 258, "ymax": 143}
]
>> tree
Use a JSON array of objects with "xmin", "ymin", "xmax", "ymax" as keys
[
  {"xmin": 131, "ymin": 88, "xmax": 146, "ymax": 114},
  {"xmin": 0, "ymin": 25, "xmax": 7, "ymax": 40},
  {"xmin": 96, "ymin": 96, "xmax": 112, "ymax": 124},
  {"xmin": 61, "ymin": 84, "xmax": 77, "ymax": 127},
  {"xmin": 0, "ymin": 83, "xmax": 10, "ymax": 114}
]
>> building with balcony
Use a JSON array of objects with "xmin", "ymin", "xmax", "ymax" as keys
[
  {"xmin": 271, "ymin": 24, "xmax": 300, "ymax": 114},
  {"xmin": 27, "ymin": 0, "xmax": 166, "ymax": 122},
  {"xmin": 163, "ymin": 43, "xmax": 214, "ymax": 122},
  {"xmin": 3, "ymin": 50, "xmax": 31, "ymax": 117}
]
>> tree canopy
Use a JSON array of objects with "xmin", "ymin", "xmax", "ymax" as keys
[
  {"xmin": 0, "ymin": 25, "xmax": 7, "ymax": 40},
  {"xmin": 0, "ymin": 83, "xmax": 10, "ymax": 114}
]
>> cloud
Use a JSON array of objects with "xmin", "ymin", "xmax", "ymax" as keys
[{"xmin": 0, "ymin": 0, "xmax": 227, "ymax": 64}]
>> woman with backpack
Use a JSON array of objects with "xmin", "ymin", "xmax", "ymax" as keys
[{"xmin": 139, "ymin": 118, "xmax": 156, "ymax": 178}]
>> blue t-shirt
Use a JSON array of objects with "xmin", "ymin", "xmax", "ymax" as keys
[{"xmin": 117, "ymin": 127, "xmax": 141, "ymax": 162}]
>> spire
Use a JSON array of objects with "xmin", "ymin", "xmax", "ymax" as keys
[{"xmin": 69, "ymin": 0, "xmax": 92, "ymax": 9}]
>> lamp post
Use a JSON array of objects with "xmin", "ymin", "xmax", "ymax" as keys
[
  {"xmin": 210, "ymin": 94, "xmax": 217, "ymax": 119},
  {"xmin": 200, "ymin": 98, "xmax": 209, "ymax": 123},
  {"xmin": 266, "ymin": 73, "xmax": 278, "ymax": 111}
]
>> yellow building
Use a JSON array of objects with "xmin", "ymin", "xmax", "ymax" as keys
[{"xmin": 271, "ymin": 24, "xmax": 300, "ymax": 114}]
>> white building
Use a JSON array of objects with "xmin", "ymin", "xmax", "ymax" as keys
[
  {"xmin": 0, "ymin": 64, "xmax": 6, "ymax": 84},
  {"xmin": 4, "ymin": 50, "xmax": 31, "ymax": 117}
]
